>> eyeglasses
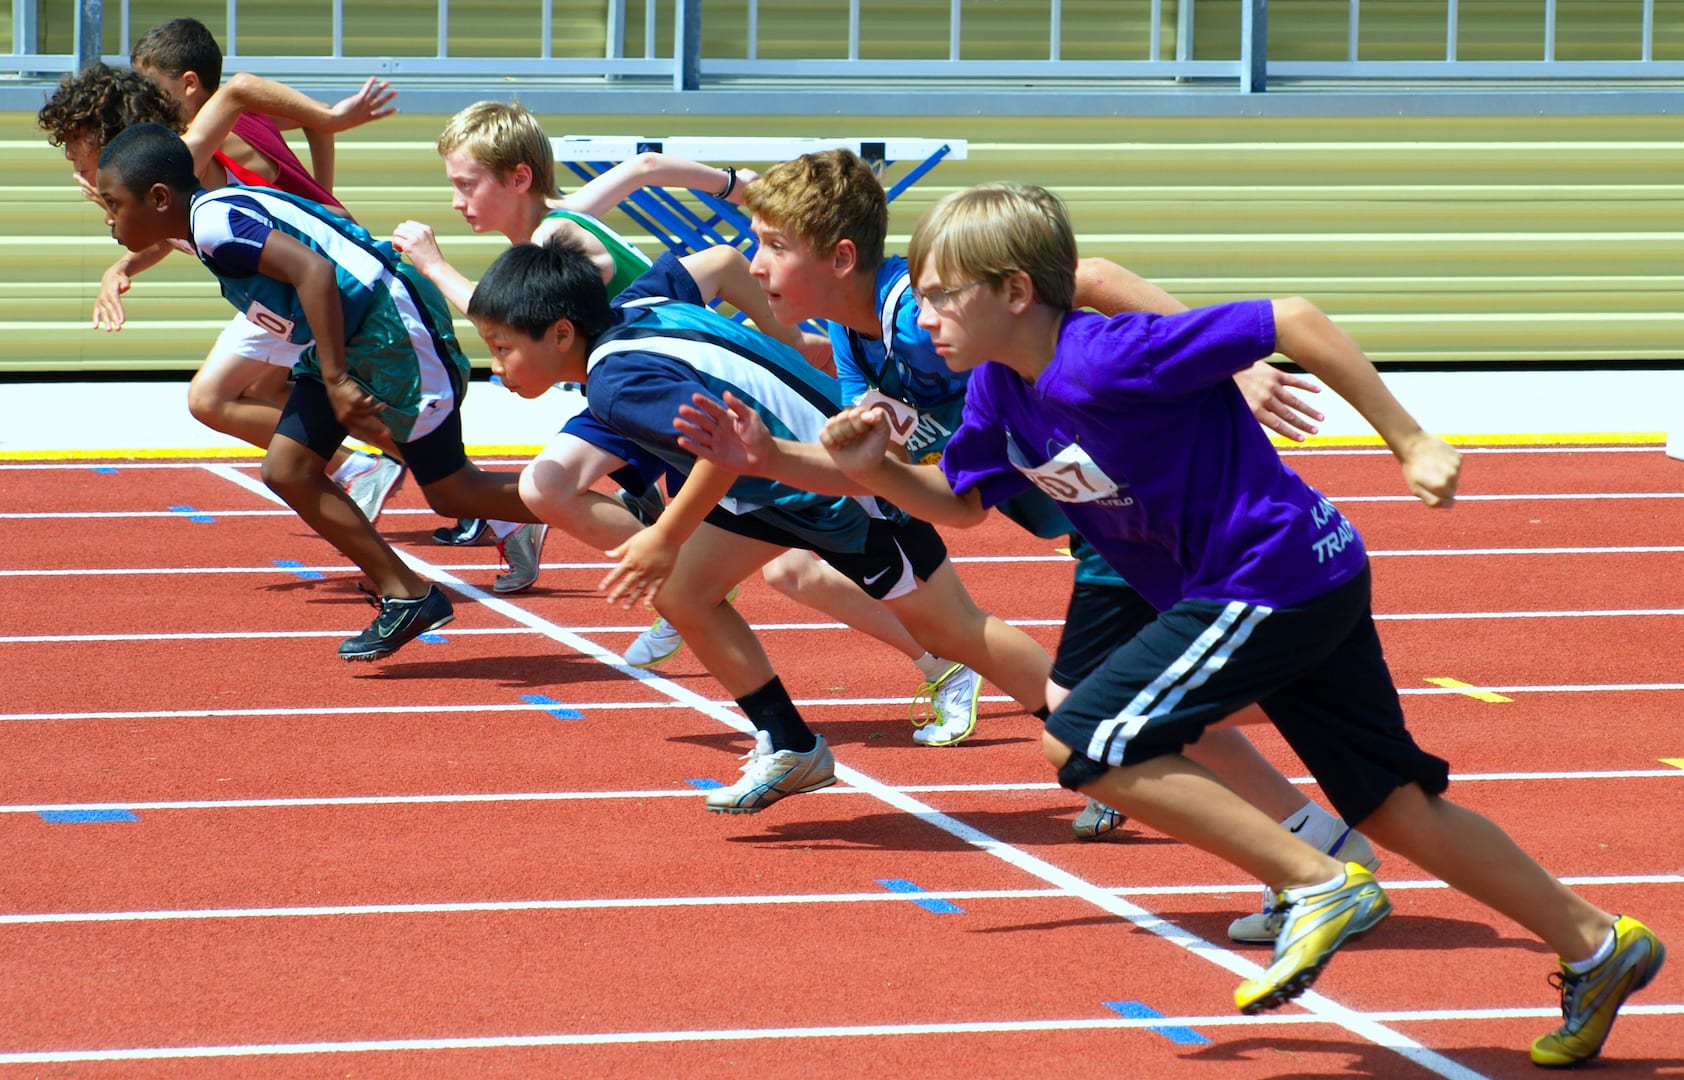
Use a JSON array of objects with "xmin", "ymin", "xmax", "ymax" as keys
[{"xmin": 909, "ymin": 279, "xmax": 986, "ymax": 312}]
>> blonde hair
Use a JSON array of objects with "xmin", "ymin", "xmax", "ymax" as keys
[
  {"xmin": 907, "ymin": 182, "xmax": 1077, "ymax": 311},
  {"xmin": 743, "ymin": 149, "xmax": 887, "ymax": 272},
  {"xmin": 436, "ymin": 100, "xmax": 557, "ymax": 197}
]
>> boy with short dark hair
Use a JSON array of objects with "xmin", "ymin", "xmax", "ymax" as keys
[
  {"xmin": 465, "ymin": 237, "xmax": 1052, "ymax": 809},
  {"xmin": 813, "ymin": 181, "xmax": 1663, "ymax": 1063},
  {"xmin": 94, "ymin": 123, "xmax": 548, "ymax": 660}
]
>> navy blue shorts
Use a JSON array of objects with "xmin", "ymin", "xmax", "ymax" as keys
[
  {"xmin": 703, "ymin": 509, "xmax": 948, "ymax": 601},
  {"xmin": 1050, "ymin": 578, "xmax": 1159, "ymax": 690},
  {"xmin": 1046, "ymin": 566, "xmax": 1450, "ymax": 826},
  {"xmin": 562, "ymin": 408, "xmax": 670, "ymax": 496},
  {"xmin": 276, "ymin": 374, "xmax": 467, "ymax": 487}
]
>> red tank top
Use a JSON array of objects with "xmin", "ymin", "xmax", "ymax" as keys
[{"xmin": 213, "ymin": 113, "xmax": 347, "ymax": 214}]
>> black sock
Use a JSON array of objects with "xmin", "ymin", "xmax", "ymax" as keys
[
  {"xmin": 736, "ymin": 676, "xmax": 816, "ymax": 753},
  {"xmin": 1033, "ymin": 705, "xmax": 1050, "ymax": 720}
]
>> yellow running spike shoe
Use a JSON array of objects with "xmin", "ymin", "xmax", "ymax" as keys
[
  {"xmin": 1531, "ymin": 915, "xmax": 1665, "ymax": 1067},
  {"xmin": 1234, "ymin": 862, "xmax": 1391, "ymax": 1014}
]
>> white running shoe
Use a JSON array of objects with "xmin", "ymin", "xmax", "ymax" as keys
[
  {"xmin": 704, "ymin": 731, "xmax": 837, "ymax": 814},
  {"xmin": 626, "ymin": 615, "xmax": 683, "ymax": 667},
  {"xmin": 344, "ymin": 456, "xmax": 404, "ymax": 523},
  {"xmin": 1073, "ymin": 796, "xmax": 1125, "ymax": 840},
  {"xmin": 624, "ymin": 585, "xmax": 737, "ymax": 668},
  {"xmin": 1228, "ymin": 826, "xmax": 1381, "ymax": 943},
  {"xmin": 493, "ymin": 523, "xmax": 548, "ymax": 594},
  {"xmin": 910, "ymin": 663, "xmax": 981, "ymax": 746}
]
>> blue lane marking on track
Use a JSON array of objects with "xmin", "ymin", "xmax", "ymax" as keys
[
  {"xmin": 39, "ymin": 809, "xmax": 139, "ymax": 823},
  {"xmin": 1103, "ymin": 1000, "xmax": 1211, "ymax": 1045},
  {"xmin": 417, "ymin": 633, "xmax": 448, "ymax": 643},
  {"xmin": 168, "ymin": 504, "xmax": 216, "ymax": 523},
  {"xmin": 685, "ymin": 778, "xmax": 725, "ymax": 790},
  {"xmin": 92, "ymin": 466, "xmax": 119, "ymax": 474},
  {"xmin": 876, "ymin": 878, "xmax": 963, "ymax": 914},
  {"xmin": 272, "ymin": 559, "xmax": 325, "ymax": 581},
  {"xmin": 519, "ymin": 694, "xmax": 583, "ymax": 720}
]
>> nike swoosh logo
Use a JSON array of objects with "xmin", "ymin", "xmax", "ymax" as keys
[
  {"xmin": 1288, "ymin": 817, "xmax": 1309, "ymax": 834},
  {"xmin": 863, "ymin": 567, "xmax": 892, "ymax": 585}
]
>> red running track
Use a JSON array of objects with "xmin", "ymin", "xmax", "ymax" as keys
[{"xmin": 0, "ymin": 446, "xmax": 1679, "ymax": 1078}]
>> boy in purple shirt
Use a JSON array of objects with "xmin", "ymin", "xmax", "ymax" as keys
[{"xmin": 812, "ymin": 183, "xmax": 1662, "ymax": 1065}]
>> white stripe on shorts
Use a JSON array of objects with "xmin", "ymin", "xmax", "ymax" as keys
[{"xmin": 1086, "ymin": 600, "xmax": 1273, "ymax": 766}]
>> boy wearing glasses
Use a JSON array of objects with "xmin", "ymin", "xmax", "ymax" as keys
[{"xmin": 810, "ymin": 182, "xmax": 1662, "ymax": 1060}]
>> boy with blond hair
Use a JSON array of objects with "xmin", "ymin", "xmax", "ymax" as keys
[
  {"xmin": 396, "ymin": 103, "xmax": 989, "ymax": 730},
  {"xmin": 811, "ymin": 181, "xmax": 1663, "ymax": 1062},
  {"xmin": 730, "ymin": 149, "xmax": 1379, "ymax": 944}
]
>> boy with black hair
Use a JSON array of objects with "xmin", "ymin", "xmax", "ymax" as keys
[
  {"xmin": 466, "ymin": 237, "xmax": 1050, "ymax": 810},
  {"xmin": 94, "ymin": 123, "xmax": 547, "ymax": 660}
]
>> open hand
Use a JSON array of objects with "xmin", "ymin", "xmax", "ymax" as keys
[
  {"xmin": 329, "ymin": 77, "xmax": 398, "ymax": 131},
  {"xmin": 93, "ymin": 267, "xmax": 131, "ymax": 331},
  {"xmin": 1234, "ymin": 360, "xmax": 1325, "ymax": 441},
  {"xmin": 675, "ymin": 391, "xmax": 770, "ymax": 472},
  {"xmin": 600, "ymin": 527, "xmax": 676, "ymax": 610}
]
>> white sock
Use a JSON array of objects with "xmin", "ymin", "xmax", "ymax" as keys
[
  {"xmin": 1284, "ymin": 868, "xmax": 1348, "ymax": 900},
  {"xmin": 913, "ymin": 652, "xmax": 954, "ymax": 682},
  {"xmin": 1281, "ymin": 800, "xmax": 1344, "ymax": 853},
  {"xmin": 1564, "ymin": 926, "xmax": 1618, "ymax": 974},
  {"xmin": 489, "ymin": 519, "xmax": 522, "ymax": 541},
  {"xmin": 331, "ymin": 451, "xmax": 378, "ymax": 484}
]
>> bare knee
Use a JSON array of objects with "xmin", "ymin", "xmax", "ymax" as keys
[
  {"xmin": 1042, "ymin": 730, "xmax": 1074, "ymax": 769},
  {"xmin": 260, "ymin": 447, "xmax": 317, "ymax": 496},
  {"xmin": 759, "ymin": 551, "xmax": 815, "ymax": 598}
]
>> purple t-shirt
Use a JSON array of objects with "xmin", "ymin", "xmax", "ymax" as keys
[{"xmin": 940, "ymin": 300, "xmax": 1366, "ymax": 611}]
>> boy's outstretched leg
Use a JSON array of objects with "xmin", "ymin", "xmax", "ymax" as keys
[
  {"xmin": 260, "ymin": 431, "xmax": 451, "ymax": 661},
  {"xmin": 1357, "ymin": 783, "xmax": 1665, "ymax": 1066},
  {"xmin": 1043, "ymin": 732, "xmax": 1392, "ymax": 1014}
]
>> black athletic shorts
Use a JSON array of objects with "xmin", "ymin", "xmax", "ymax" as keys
[
  {"xmin": 702, "ymin": 507, "xmax": 948, "ymax": 601},
  {"xmin": 1046, "ymin": 566, "xmax": 1450, "ymax": 826},
  {"xmin": 276, "ymin": 374, "xmax": 467, "ymax": 487},
  {"xmin": 1050, "ymin": 579, "xmax": 1160, "ymax": 690}
]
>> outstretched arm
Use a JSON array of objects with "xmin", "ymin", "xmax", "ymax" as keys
[
  {"xmin": 600, "ymin": 456, "xmax": 737, "ymax": 609},
  {"xmin": 562, "ymin": 153, "xmax": 753, "ymax": 219},
  {"xmin": 391, "ymin": 220, "xmax": 475, "ymax": 314},
  {"xmin": 820, "ymin": 406, "xmax": 989, "ymax": 527},
  {"xmin": 1270, "ymin": 297, "xmax": 1459, "ymax": 506},
  {"xmin": 93, "ymin": 242, "xmax": 174, "ymax": 331},
  {"xmin": 183, "ymin": 74, "xmax": 395, "ymax": 179},
  {"xmin": 1078, "ymin": 256, "xmax": 1323, "ymax": 440},
  {"xmin": 678, "ymin": 245, "xmax": 825, "ymax": 363},
  {"xmin": 676, "ymin": 391, "xmax": 872, "ymax": 495}
]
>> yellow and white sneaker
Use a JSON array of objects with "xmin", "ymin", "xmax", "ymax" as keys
[
  {"xmin": 1531, "ymin": 915, "xmax": 1665, "ymax": 1067},
  {"xmin": 1234, "ymin": 863, "xmax": 1391, "ymax": 1014}
]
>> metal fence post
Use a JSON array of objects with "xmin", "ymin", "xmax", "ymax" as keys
[
  {"xmin": 76, "ymin": 0, "xmax": 104, "ymax": 70},
  {"xmin": 675, "ymin": 0, "xmax": 701, "ymax": 90},
  {"xmin": 1241, "ymin": 0, "xmax": 1267, "ymax": 92}
]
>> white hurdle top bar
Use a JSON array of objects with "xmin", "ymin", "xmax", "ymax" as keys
[{"xmin": 550, "ymin": 135, "xmax": 967, "ymax": 163}]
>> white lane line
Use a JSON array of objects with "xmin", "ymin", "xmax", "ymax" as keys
[
  {"xmin": 2, "ymin": 769, "xmax": 1678, "ymax": 816},
  {"xmin": 7, "ymin": 680, "xmax": 1684, "ymax": 724},
  {"xmin": 2, "ymin": 874, "xmax": 1677, "ymax": 926},
  {"xmin": 9, "ymin": 1007, "xmax": 1683, "ymax": 1067},
  {"xmin": 9, "ymin": 489, "xmax": 1684, "ymax": 518},
  {"xmin": 1, "ymin": 608, "xmax": 1679, "ymax": 644}
]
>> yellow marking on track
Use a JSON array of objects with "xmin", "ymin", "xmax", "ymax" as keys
[
  {"xmin": 0, "ymin": 444, "xmax": 547, "ymax": 462},
  {"xmin": 1662, "ymin": 758, "xmax": 1684, "ymax": 770},
  {"xmin": 1425, "ymin": 677, "xmax": 1513, "ymax": 703},
  {"xmin": 1054, "ymin": 546, "xmax": 1071, "ymax": 557}
]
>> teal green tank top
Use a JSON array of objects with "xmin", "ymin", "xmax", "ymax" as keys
[{"xmin": 543, "ymin": 207, "xmax": 653, "ymax": 295}]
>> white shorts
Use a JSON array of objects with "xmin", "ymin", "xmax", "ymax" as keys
[{"xmin": 211, "ymin": 312, "xmax": 311, "ymax": 369}]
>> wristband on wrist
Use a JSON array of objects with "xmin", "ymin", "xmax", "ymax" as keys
[{"xmin": 713, "ymin": 165, "xmax": 737, "ymax": 200}]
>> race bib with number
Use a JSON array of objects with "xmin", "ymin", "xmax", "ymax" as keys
[
  {"xmin": 855, "ymin": 390, "xmax": 921, "ymax": 446},
  {"xmin": 245, "ymin": 299, "xmax": 297, "ymax": 339},
  {"xmin": 1007, "ymin": 438, "xmax": 1122, "ymax": 504}
]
